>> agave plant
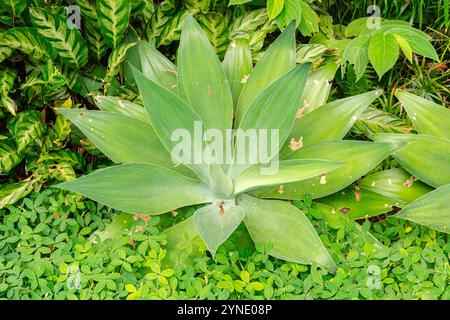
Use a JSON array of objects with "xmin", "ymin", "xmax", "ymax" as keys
[
  {"xmin": 56, "ymin": 17, "xmax": 397, "ymax": 272},
  {"xmin": 369, "ymin": 92, "xmax": 450, "ymax": 233}
]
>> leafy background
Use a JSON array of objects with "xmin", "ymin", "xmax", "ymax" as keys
[{"xmin": 0, "ymin": 0, "xmax": 449, "ymax": 299}]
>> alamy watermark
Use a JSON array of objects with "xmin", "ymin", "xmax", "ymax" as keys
[{"xmin": 171, "ymin": 121, "xmax": 280, "ymax": 175}]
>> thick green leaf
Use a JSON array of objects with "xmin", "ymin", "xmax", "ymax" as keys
[
  {"xmin": 94, "ymin": 96, "xmax": 147, "ymax": 123},
  {"xmin": 301, "ymin": 62, "xmax": 338, "ymax": 114},
  {"xmin": 372, "ymin": 134, "xmax": 450, "ymax": 188},
  {"xmin": 353, "ymin": 107, "xmax": 413, "ymax": 135},
  {"xmin": 258, "ymin": 141, "xmax": 396, "ymax": 200},
  {"xmin": 282, "ymin": 90, "xmax": 382, "ymax": 158},
  {"xmin": 194, "ymin": 201, "xmax": 246, "ymax": 255},
  {"xmin": 178, "ymin": 15, "xmax": 233, "ymax": 133},
  {"xmin": 238, "ymin": 194, "xmax": 336, "ymax": 272},
  {"xmin": 235, "ymin": 22, "xmax": 296, "ymax": 123},
  {"xmin": 222, "ymin": 37, "xmax": 252, "ymax": 105},
  {"xmin": 395, "ymin": 91, "xmax": 450, "ymax": 140},
  {"xmin": 57, "ymin": 109, "xmax": 189, "ymax": 175},
  {"xmin": 360, "ymin": 168, "xmax": 433, "ymax": 203},
  {"xmin": 125, "ymin": 40, "xmax": 177, "ymax": 92},
  {"xmin": 234, "ymin": 159, "xmax": 343, "ymax": 194},
  {"xmin": 368, "ymin": 31, "xmax": 399, "ymax": 79},
  {"xmin": 29, "ymin": 7, "xmax": 88, "ymax": 68},
  {"xmin": 319, "ymin": 185, "xmax": 403, "ymax": 220},
  {"xmin": 97, "ymin": 0, "xmax": 131, "ymax": 48},
  {"xmin": 132, "ymin": 66, "xmax": 210, "ymax": 182},
  {"xmin": 229, "ymin": 64, "xmax": 311, "ymax": 177},
  {"xmin": 56, "ymin": 163, "xmax": 214, "ymax": 215},
  {"xmin": 395, "ymin": 184, "xmax": 450, "ymax": 234}
]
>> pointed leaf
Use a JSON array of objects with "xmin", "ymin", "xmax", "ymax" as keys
[
  {"xmin": 235, "ymin": 22, "xmax": 296, "ymax": 123},
  {"xmin": 178, "ymin": 15, "xmax": 233, "ymax": 133},
  {"xmin": 125, "ymin": 41, "xmax": 177, "ymax": 92},
  {"xmin": 96, "ymin": 0, "xmax": 131, "ymax": 48},
  {"xmin": 194, "ymin": 201, "xmax": 245, "ymax": 256},
  {"xmin": 301, "ymin": 62, "xmax": 338, "ymax": 114},
  {"xmin": 394, "ymin": 184, "xmax": 450, "ymax": 234},
  {"xmin": 368, "ymin": 31, "xmax": 399, "ymax": 79},
  {"xmin": 385, "ymin": 26, "xmax": 439, "ymax": 61},
  {"xmin": 282, "ymin": 90, "xmax": 382, "ymax": 158},
  {"xmin": 222, "ymin": 37, "xmax": 253, "ymax": 105},
  {"xmin": 55, "ymin": 163, "xmax": 213, "ymax": 215},
  {"xmin": 238, "ymin": 194, "xmax": 336, "ymax": 272},
  {"xmin": 395, "ymin": 91, "xmax": 450, "ymax": 140},
  {"xmin": 57, "ymin": 109, "xmax": 190, "ymax": 175},
  {"xmin": 234, "ymin": 159, "xmax": 343, "ymax": 194},
  {"xmin": 319, "ymin": 186, "xmax": 401, "ymax": 220},
  {"xmin": 258, "ymin": 141, "xmax": 396, "ymax": 200},
  {"xmin": 132, "ymin": 66, "xmax": 210, "ymax": 182},
  {"xmin": 372, "ymin": 134, "xmax": 450, "ymax": 188},
  {"xmin": 360, "ymin": 168, "xmax": 433, "ymax": 203},
  {"xmin": 29, "ymin": 7, "xmax": 88, "ymax": 68},
  {"xmin": 229, "ymin": 64, "xmax": 311, "ymax": 177},
  {"xmin": 94, "ymin": 96, "xmax": 148, "ymax": 123}
]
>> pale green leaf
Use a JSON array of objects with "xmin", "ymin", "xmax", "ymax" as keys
[
  {"xmin": 395, "ymin": 91, "xmax": 450, "ymax": 140},
  {"xmin": 238, "ymin": 194, "xmax": 336, "ymax": 272},
  {"xmin": 55, "ymin": 163, "xmax": 214, "ymax": 215},
  {"xmin": 235, "ymin": 22, "xmax": 296, "ymax": 123},
  {"xmin": 257, "ymin": 141, "xmax": 396, "ymax": 199},
  {"xmin": 395, "ymin": 184, "xmax": 450, "ymax": 234},
  {"xmin": 234, "ymin": 159, "xmax": 343, "ymax": 194},
  {"xmin": 360, "ymin": 168, "xmax": 433, "ymax": 203},
  {"xmin": 372, "ymin": 134, "xmax": 450, "ymax": 188},
  {"xmin": 222, "ymin": 37, "xmax": 252, "ymax": 105},
  {"xmin": 194, "ymin": 201, "xmax": 245, "ymax": 255},
  {"xmin": 178, "ymin": 15, "xmax": 233, "ymax": 133}
]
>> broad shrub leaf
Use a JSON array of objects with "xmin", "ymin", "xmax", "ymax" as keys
[
  {"xmin": 29, "ymin": 7, "xmax": 88, "ymax": 68},
  {"xmin": 238, "ymin": 194, "xmax": 337, "ymax": 272},
  {"xmin": 368, "ymin": 31, "xmax": 399, "ymax": 79},
  {"xmin": 9, "ymin": 110, "xmax": 46, "ymax": 153},
  {"xmin": 56, "ymin": 163, "xmax": 214, "ymax": 215},
  {"xmin": 96, "ymin": 0, "xmax": 131, "ymax": 48}
]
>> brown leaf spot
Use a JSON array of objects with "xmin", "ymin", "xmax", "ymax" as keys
[
  {"xmin": 354, "ymin": 185, "xmax": 361, "ymax": 202},
  {"xmin": 289, "ymin": 137, "xmax": 303, "ymax": 151},
  {"xmin": 403, "ymin": 176, "xmax": 415, "ymax": 187}
]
